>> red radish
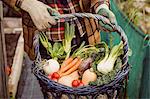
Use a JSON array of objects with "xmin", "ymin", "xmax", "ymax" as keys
[
  {"xmin": 79, "ymin": 81, "xmax": 84, "ymax": 87},
  {"xmin": 51, "ymin": 72, "xmax": 60, "ymax": 79},
  {"xmin": 48, "ymin": 74, "xmax": 52, "ymax": 79},
  {"xmin": 77, "ymin": 80, "xmax": 84, "ymax": 87},
  {"xmin": 51, "ymin": 78, "xmax": 58, "ymax": 82},
  {"xmin": 48, "ymin": 73, "xmax": 59, "ymax": 82},
  {"xmin": 72, "ymin": 80, "xmax": 80, "ymax": 87},
  {"xmin": 77, "ymin": 80, "xmax": 81, "ymax": 83}
]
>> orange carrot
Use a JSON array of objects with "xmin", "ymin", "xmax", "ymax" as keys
[
  {"xmin": 61, "ymin": 59, "xmax": 82, "ymax": 76},
  {"xmin": 58, "ymin": 58, "xmax": 79, "ymax": 74},
  {"xmin": 61, "ymin": 57, "xmax": 73, "ymax": 68}
]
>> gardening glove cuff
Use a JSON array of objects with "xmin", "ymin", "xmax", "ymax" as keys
[
  {"xmin": 96, "ymin": 4, "xmax": 117, "ymax": 26},
  {"xmin": 20, "ymin": 0, "xmax": 59, "ymax": 30}
]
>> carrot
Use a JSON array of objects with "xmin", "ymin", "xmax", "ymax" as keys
[
  {"xmin": 61, "ymin": 57, "xmax": 73, "ymax": 68},
  {"xmin": 58, "ymin": 58, "xmax": 79, "ymax": 74},
  {"xmin": 61, "ymin": 59, "xmax": 82, "ymax": 76}
]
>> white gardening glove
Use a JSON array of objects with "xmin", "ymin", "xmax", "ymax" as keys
[{"xmin": 21, "ymin": 0, "xmax": 60, "ymax": 30}]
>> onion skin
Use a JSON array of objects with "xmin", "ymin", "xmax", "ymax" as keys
[
  {"xmin": 43, "ymin": 59, "xmax": 60, "ymax": 75},
  {"xmin": 82, "ymin": 69, "xmax": 97, "ymax": 85}
]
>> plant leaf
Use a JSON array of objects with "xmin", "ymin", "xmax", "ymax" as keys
[
  {"xmin": 53, "ymin": 42, "xmax": 61, "ymax": 53},
  {"xmin": 57, "ymin": 47, "xmax": 64, "ymax": 56}
]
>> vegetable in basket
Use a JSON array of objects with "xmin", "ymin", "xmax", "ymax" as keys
[
  {"xmin": 63, "ymin": 23, "xmax": 75, "ymax": 59},
  {"xmin": 58, "ymin": 70, "xmax": 79, "ymax": 87},
  {"xmin": 78, "ymin": 43, "xmax": 107, "ymax": 76},
  {"xmin": 78, "ymin": 58, "xmax": 93, "ymax": 76},
  {"xmin": 90, "ymin": 58, "xmax": 122, "ymax": 86},
  {"xmin": 51, "ymin": 72, "xmax": 60, "ymax": 80},
  {"xmin": 72, "ymin": 42, "xmax": 99, "ymax": 59},
  {"xmin": 72, "ymin": 80, "xmax": 80, "ymax": 87},
  {"xmin": 39, "ymin": 32, "xmax": 62, "ymax": 75},
  {"xmin": 72, "ymin": 80, "xmax": 84, "ymax": 87},
  {"xmin": 79, "ymin": 42, "xmax": 108, "ymax": 76},
  {"xmin": 58, "ymin": 57, "xmax": 82, "ymax": 77},
  {"xmin": 97, "ymin": 41, "xmax": 124, "ymax": 74},
  {"xmin": 58, "ymin": 41, "xmax": 99, "ymax": 77},
  {"xmin": 82, "ymin": 68, "xmax": 97, "ymax": 85},
  {"xmin": 39, "ymin": 32, "xmax": 65, "ymax": 60},
  {"xmin": 42, "ymin": 59, "xmax": 60, "ymax": 75}
]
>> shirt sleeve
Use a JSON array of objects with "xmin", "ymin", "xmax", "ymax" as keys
[
  {"xmin": 91, "ymin": 0, "xmax": 110, "ymax": 12},
  {"xmin": 80, "ymin": 0, "xmax": 110, "ymax": 12},
  {"xmin": 1, "ymin": 0, "xmax": 17, "ymax": 8}
]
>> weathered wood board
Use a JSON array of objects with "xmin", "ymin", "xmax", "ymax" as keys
[
  {"xmin": 3, "ymin": 17, "xmax": 24, "ymax": 98},
  {"xmin": 0, "ymin": 1, "xmax": 9, "ymax": 98}
]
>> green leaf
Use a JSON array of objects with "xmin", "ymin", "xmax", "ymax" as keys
[
  {"xmin": 47, "ymin": 42, "xmax": 53, "ymax": 54},
  {"xmin": 57, "ymin": 47, "xmax": 64, "ymax": 56},
  {"xmin": 53, "ymin": 42, "xmax": 62, "ymax": 53}
]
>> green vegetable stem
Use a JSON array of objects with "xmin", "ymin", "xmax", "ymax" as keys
[{"xmin": 63, "ymin": 23, "xmax": 75, "ymax": 59}]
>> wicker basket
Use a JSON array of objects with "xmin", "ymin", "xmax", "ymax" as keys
[{"xmin": 32, "ymin": 13, "xmax": 130, "ymax": 99}]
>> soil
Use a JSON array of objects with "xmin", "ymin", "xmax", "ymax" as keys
[{"xmin": 5, "ymin": 33, "xmax": 20, "ymax": 66}]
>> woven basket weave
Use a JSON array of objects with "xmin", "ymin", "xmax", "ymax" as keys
[{"xmin": 32, "ymin": 13, "xmax": 130, "ymax": 99}]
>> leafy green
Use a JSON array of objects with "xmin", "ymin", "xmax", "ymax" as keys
[
  {"xmin": 39, "ymin": 32, "xmax": 65, "ymax": 60},
  {"xmin": 94, "ymin": 42, "xmax": 109, "ymax": 64},
  {"xmin": 71, "ymin": 42, "xmax": 99, "ymax": 59}
]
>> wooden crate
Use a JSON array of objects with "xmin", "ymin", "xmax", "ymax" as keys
[
  {"xmin": 3, "ymin": 18, "xmax": 24, "ymax": 98},
  {"xmin": 0, "ymin": 1, "xmax": 9, "ymax": 98}
]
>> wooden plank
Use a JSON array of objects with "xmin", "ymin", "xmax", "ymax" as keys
[
  {"xmin": 0, "ymin": 1, "xmax": 9, "ymax": 98},
  {"xmin": 8, "ymin": 31, "xmax": 24, "ymax": 98},
  {"xmin": 3, "ymin": 17, "xmax": 24, "ymax": 98},
  {"xmin": 2, "ymin": 17, "xmax": 24, "ymax": 97},
  {"xmin": 3, "ymin": 17, "xmax": 22, "ymax": 34}
]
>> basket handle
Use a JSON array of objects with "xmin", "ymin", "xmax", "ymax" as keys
[{"xmin": 34, "ymin": 13, "xmax": 129, "ymax": 67}]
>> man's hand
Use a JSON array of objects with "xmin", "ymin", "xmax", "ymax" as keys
[
  {"xmin": 96, "ymin": 4, "xmax": 117, "ymax": 31},
  {"xmin": 21, "ymin": 0, "xmax": 60, "ymax": 30}
]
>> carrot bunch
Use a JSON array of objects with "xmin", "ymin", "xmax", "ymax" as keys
[{"xmin": 58, "ymin": 57, "xmax": 82, "ymax": 77}]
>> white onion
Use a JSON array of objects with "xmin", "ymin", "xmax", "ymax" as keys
[{"xmin": 43, "ymin": 59, "xmax": 60, "ymax": 75}]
